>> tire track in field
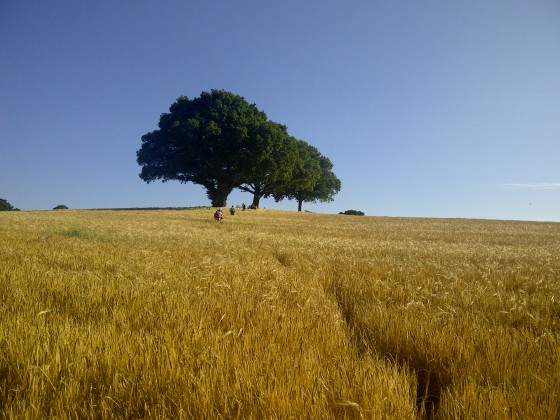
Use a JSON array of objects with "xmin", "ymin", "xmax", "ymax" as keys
[{"xmin": 328, "ymin": 279, "xmax": 449, "ymax": 420}]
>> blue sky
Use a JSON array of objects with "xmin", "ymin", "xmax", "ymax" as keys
[{"xmin": 1, "ymin": 1, "xmax": 559, "ymax": 221}]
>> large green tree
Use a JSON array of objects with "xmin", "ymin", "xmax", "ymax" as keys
[
  {"xmin": 274, "ymin": 144, "xmax": 341, "ymax": 212},
  {"xmin": 237, "ymin": 122, "xmax": 300, "ymax": 208},
  {"xmin": 272, "ymin": 141, "xmax": 321, "ymax": 211},
  {"xmin": 137, "ymin": 90, "xmax": 271, "ymax": 207},
  {"xmin": 305, "ymin": 155, "xmax": 342, "ymax": 207}
]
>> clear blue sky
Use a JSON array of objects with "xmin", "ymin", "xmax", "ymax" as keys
[{"xmin": 1, "ymin": 0, "xmax": 559, "ymax": 221}]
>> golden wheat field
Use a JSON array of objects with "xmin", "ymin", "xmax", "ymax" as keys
[{"xmin": 1, "ymin": 208, "xmax": 559, "ymax": 419}]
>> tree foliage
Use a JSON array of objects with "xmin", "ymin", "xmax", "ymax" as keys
[
  {"xmin": 0, "ymin": 198, "xmax": 18, "ymax": 211},
  {"xmin": 237, "ymin": 123, "xmax": 300, "ymax": 208},
  {"xmin": 273, "ymin": 144, "xmax": 341, "ymax": 212},
  {"xmin": 137, "ymin": 89, "xmax": 341, "ymax": 210},
  {"xmin": 339, "ymin": 210, "xmax": 364, "ymax": 216},
  {"xmin": 137, "ymin": 90, "xmax": 270, "ymax": 207}
]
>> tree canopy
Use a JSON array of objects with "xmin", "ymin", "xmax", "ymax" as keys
[
  {"xmin": 273, "ymin": 143, "xmax": 341, "ymax": 212},
  {"xmin": 339, "ymin": 210, "xmax": 364, "ymax": 216},
  {"xmin": 237, "ymin": 123, "xmax": 300, "ymax": 208},
  {"xmin": 137, "ymin": 89, "xmax": 340, "ymax": 210},
  {"xmin": 0, "ymin": 198, "xmax": 18, "ymax": 211},
  {"xmin": 137, "ymin": 90, "xmax": 270, "ymax": 207}
]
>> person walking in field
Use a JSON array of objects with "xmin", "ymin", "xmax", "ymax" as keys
[
  {"xmin": 214, "ymin": 208, "xmax": 223, "ymax": 221},
  {"xmin": 229, "ymin": 206, "xmax": 236, "ymax": 216}
]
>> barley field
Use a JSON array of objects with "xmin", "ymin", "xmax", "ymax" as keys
[{"xmin": 1, "ymin": 208, "xmax": 559, "ymax": 419}]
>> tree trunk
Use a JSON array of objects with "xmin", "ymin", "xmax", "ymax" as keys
[
  {"xmin": 207, "ymin": 183, "xmax": 233, "ymax": 207},
  {"xmin": 211, "ymin": 196, "xmax": 227, "ymax": 207},
  {"xmin": 251, "ymin": 193, "xmax": 261, "ymax": 209},
  {"xmin": 297, "ymin": 199, "xmax": 303, "ymax": 212}
]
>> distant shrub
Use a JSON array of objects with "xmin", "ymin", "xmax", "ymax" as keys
[
  {"xmin": 0, "ymin": 197, "xmax": 19, "ymax": 211},
  {"xmin": 339, "ymin": 210, "xmax": 365, "ymax": 216},
  {"xmin": 53, "ymin": 205, "xmax": 69, "ymax": 210}
]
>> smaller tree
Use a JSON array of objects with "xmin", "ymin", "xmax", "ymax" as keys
[
  {"xmin": 274, "ymin": 145, "xmax": 341, "ymax": 212},
  {"xmin": 53, "ymin": 205, "xmax": 69, "ymax": 210},
  {"xmin": 272, "ymin": 140, "xmax": 322, "ymax": 211},
  {"xmin": 0, "ymin": 198, "xmax": 19, "ymax": 211},
  {"xmin": 303, "ymin": 155, "xmax": 341, "ymax": 209},
  {"xmin": 237, "ymin": 122, "xmax": 299, "ymax": 208}
]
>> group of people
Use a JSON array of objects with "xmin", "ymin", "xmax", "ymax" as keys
[{"xmin": 213, "ymin": 203, "xmax": 257, "ymax": 221}]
